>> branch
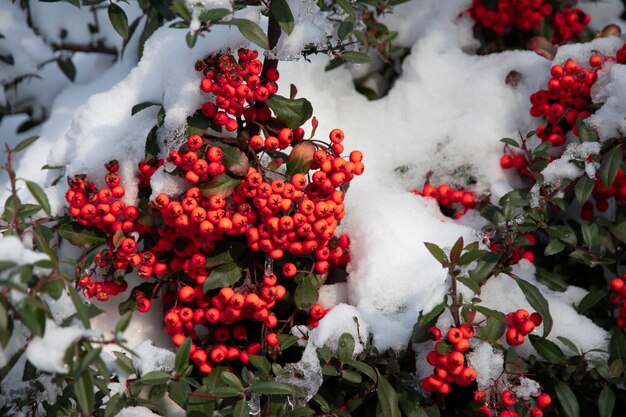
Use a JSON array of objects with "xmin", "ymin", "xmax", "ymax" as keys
[{"xmin": 51, "ymin": 42, "xmax": 118, "ymax": 57}]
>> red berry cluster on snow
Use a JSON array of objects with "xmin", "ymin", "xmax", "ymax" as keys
[
  {"xmin": 197, "ymin": 49, "xmax": 279, "ymax": 132},
  {"xmin": 421, "ymin": 323, "xmax": 477, "ymax": 394},
  {"xmin": 609, "ymin": 274, "xmax": 626, "ymax": 329},
  {"xmin": 413, "ymin": 183, "xmax": 477, "ymax": 219},
  {"xmin": 504, "ymin": 308, "xmax": 542, "ymax": 345},
  {"xmin": 468, "ymin": 0, "xmax": 589, "ymax": 44},
  {"xmin": 530, "ymin": 57, "xmax": 600, "ymax": 147},
  {"xmin": 65, "ymin": 48, "xmax": 364, "ymax": 375},
  {"xmin": 581, "ymin": 164, "xmax": 626, "ymax": 219},
  {"xmin": 474, "ymin": 388, "xmax": 551, "ymax": 417},
  {"xmin": 490, "ymin": 233, "xmax": 536, "ymax": 265}
]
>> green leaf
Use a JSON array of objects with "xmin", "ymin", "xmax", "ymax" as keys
[
  {"xmin": 187, "ymin": 385, "xmax": 216, "ymax": 416},
  {"xmin": 469, "ymin": 252, "xmax": 500, "ymax": 285},
  {"xmin": 199, "ymin": 172, "xmax": 242, "ymax": 199},
  {"xmin": 17, "ymin": 301, "xmax": 46, "ymax": 337},
  {"xmin": 220, "ymin": 19, "xmax": 269, "ymax": 50},
  {"xmin": 345, "ymin": 360, "xmax": 377, "ymax": 381},
  {"xmin": 338, "ymin": 19, "xmax": 354, "ymax": 41},
  {"xmin": 25, "ymin": 180, "xmax": 51, "ymax": 216},
  {"xmin": 576, "ymin": 118, "xmax": 598, "ymax": 142},
  {"xmin": 335, "ymin": 0, "xmax": 355, "ymax": 17},
  {"xmin": 612, "ymin": 221, "xmax": 626, "ymax": 243},
  {"xmin": 175, "ymin": 337, "xmax": 192, "ymax": 374},
  {"xmin": 528, "ymin": 335, "xmax": 565, "ymax": 364},
  {"xmin": 457, "ymin": 276, "xmax": 480, "ymax": 294},
  {"xmin": 221, "ymin": 371, "xmax": 243, "ymax": 390},
  {"xmin": 376, "ymin": 371, "xmax": 401, "ymax": 417},
  {"xmin": 337, "ymin": 333, "xmax": 355, "ymax": 363},
  {"xmin": 234, "ymin": 400, "xmax": 251, "ymax": 417},
  {"xmin": 247, "ymin": 354, "xmax": 271, "ymax": 375},
  {"xmin": 576, "ymin": 289, "xmax": 606, "ymax": 314},
  {"xmin": 513, "ymin": 277, "xmax": 552, "ymax": 337},
  {"xmin": 249, "ymin": 381, "xmax": 296, "ymax": 395},
  {"xmin": 68, "ymin": 286, "xmax": 92, "ymax": 329},
  {"xmin": 203, "ymin": 241, "xmax": 246, "ymax": 268},
  {"xmin": 277, "ymin": 334, "xmax": 299, "ymax": 350},
  {"xmin": 266, "ymin": 95, "xmax": 313, "ymax": 129},
  {"xmin": 104, "ymin": 393, "xmax": 125, "ymax": 417},
  {"xmin": 555, "ymin": 380, "xmax": 580, "ymax": 417},
  {"xmin": 600, "ymin": 147, "xmax": 622, "ymax": 189},
  {"xmin": 108, "ymin": 3, "xmax": 129, "ymax": 39},
  {"xmin": 57, "ymin": 57, "xmax": 76, "ymax": 82},
  {"xmin": 412, "ymin": 300, "xmax": 446, "ymax": 343},
  {"xmin": 115, "ymin": 310, "xmax": 133, "ymax": 334},
  {"xmin": 575, "ymin": 175, "xmax": 594, "ymax": 206},
  {"xmin": 544, "ymin": 239, "xmax": 566, "ymax": 256},
  {"xmin": 199, "ymin": 8, "xmax": 231, "ymax": 22},
  {"xmin": 500, "ymin": 137, "xmax": 520, "ymax": 147},
  {"xmin": 271, "ymin": 0, "xmax": 294, "ymax": 35},
  {"xmin": 449, "ymin": 236, "xmax": 463, "ymax": 264},
  {"xmin": 341, "ymin": 369, "xmax": 362, "ymax": 383},
  {"xmin": 132, "ymin": 101, "xmax": 160, "ymax": 116},
  {"xmin": 459, "ymin": 249, "xmax": 487, "ymax": 266},
  {"xmin": 286, "ymin": 141, "xmax": 315, "ymax": 176},
  {"xmin": 424, "ymin": 242, "xmax": 448, "ymax": 266},
  {"xmin": 210, "ymin": 386, "xmax": 242, "ymax": 397},
  {"xmin": 339, "ymin": 51, "xmax": 370, "ymax": 64},
  {"xmin": 168, "ymin": 380, "xmax": 190, "ymax": 408},
  {"xmin": 65, "ymin": 0, "xmax": 80, "ymax": 8},
  {"xmin": 609, "ymin": 329, "xmax": 626, "ymax": 364},
  {"xmin": 74, "ymin": 371, "xmax": 95, "ymax": 414},
  {"xmin": 218, "ymin": 144, "xmax": 250, "ymax": 177},
  {"xmin": 289, "ymin": 407, "xmax": 316, "ymax": 417},
  {"xmin": 475, "ymin": 316, "xmax": 506, "ymax": 344},
  {"xmin": 140, "ymin": 370, "xmax": 171, "ymax": 385},
  {"xmin": 202, "ymin": 262, "xmax": 243, "ymax": 292},
  {"xmin": 186, "ymin": 31, "xmax": 198, "ymax": 48},
  {"xmin": 598, "ymin": 386, "xmax": 615, "ymax": 417},
  {"xmin": 556, "ymin": 336, "xmax": 580, "ymax": 355},
  {"xmin": 59, "ymin": 223, "xmax": 107, "ymax": 249},
  {"xmin": 295, "ymin": 273, "xmax": 319, "ymax": 310},
  {"xmin": 172, "ymin": 0, "xmax": 192, "ymax": 20},
  {"xmin": 13, "ymin": 136, "xmax": 39, "ymax": 153},
  {"xmin": 114, "ymin": 351, "xmax": 135, "ymax": 375}
]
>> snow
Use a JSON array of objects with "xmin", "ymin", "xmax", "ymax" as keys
[
  {"xmin": 25, "ymin": 320, "xmax": 87, "ymax": 374},
  {"xmin": 115, "ymin": 406, "xmax": 163, "ymax": 417},
  {"xmin": 541, "ymin": 142, "xmax": 601, "ymax": 185},
  {"xmin": 0, "ymin": 235, "xmax": 49, "ymax": 266},
  {"xmin": 466, "ymin": 341, "xmax": 505, "ymax": 391},
  {"xmin": 131, "ymin": 339, "xmax": 176, "ymax": 376}
]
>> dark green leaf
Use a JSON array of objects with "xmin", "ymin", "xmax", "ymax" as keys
[
  {"xmin": 295, "ymin": 273, "xmax": 318, "ymax": 310},
  {"xmin": 210, "ymin": 386, "xmax": 242, "ymax": 397},
  {"xmin": 544, "ymin": 239, "xmax": 566, "ymax": 256},
  {"xmin": 247, "ymin": 354, "xmax": 270, "ymax": 375},
  {"xmin": 335, "ymin": 0, "xmax": 355, "ymax": 17},
  {"xmin": 528, "ymin": 335, "xmax": 565, "ymax": 364},
  {"xmin": 556, "ymin": 336, "xmax": 580, "ymax": 355},
  {"xmin": 576, "ymin": 118, "xmax": 598, "ymax": 142},
  {"xmin": 277, "ymin": 334, "xmax": 299, "ymax": 350},
  {"xmin": 611, "ymin": 221, "xmax": 626, "ymax": 243},
  {"xmin": 475, "ymin": 316, "xmax": 506, "ymax": 344},
  {"xmin": 271, "ymin": 0, "xmax": 294, "ymax": 35},
  {"xmin": 221, "ymin": 371, "xmax": 243, "ymax": 390},
  {"xmin": 140, "ymin": 371, "xmax": 171, "ymax": 385},
  {"xmin": 203, "ymin": 241, "xmax": 246, "ymax": 268},
  {"xmin": 108, "ymin": 3, "xmax": 129, "ymax": 39},
  {"xmin": 13, "ymin": 136, "xmax": 39, "ymax": 153},
  {"xmin": 17, "ymin": 301, "xmax": 46, "ymax": 337},
  {"xmin": 115, "ymin": 310, "xmax": 133, "ymax": 334},
  {"xmin": 186, "ymin": 31, "xmax": 198, "ymax": 48},
  {"xmin": 249, "ymin": 380, "xmax": 296, "ymax": 395},
  {"xmin": 234, "ymin": 400, "xmax": 251, "ymax": 417},
  {"xmin": 57, "ymin": 57, "xmax": 76, "ymax": 82},
  {"xmin": 598, "ymin": 386, "xmax": 615, "ymax": 417},
  {"xmin": 339, "ymin": 51, "xmax": 370, "ymax": 64},
  {"xmin": 600, "ymin": 147, "xmax": 622, "ymax": 189},
  {"xmin": 68, "ymin": 286, "xmax": 92, "ymax": 329},
  {"xmin": 345, "ymin": 360, "xmax": 376, "ymax": 381},
  {"xmin": 59, "ymin": 223, "xmax": 107, "ymax": 249},
  {"xmin": 175, "ymin": 337, "xmax": 192, "ymax": 374},
  {"xmin": 199, "ymin": 8, "xmax": 231, "ymax": 22},
  {"xmin": 412, "ymin": 300, "xmax": 446, "ymax": 343},
  {"xmin": 424, "ymin": 242, "xmax": 448, "ymax": 266},
  {"xmin": 219, "ymin": 19, "xmax": 269, "ymax": 50},
  {"xmin": 575, "ymin": 175, "xmax": 594, "ymax": 206},
  {"xmin": 199, "ymin": 172, "xmax": 242, "ymax": 199},
  {"xmin": 341, "ymin": 369, "xmax": 362, "ymax": 383},
  {"xmin": 104, "ymin": 393, "xmax": 125, "ymax": 417},
  {"xmin": 609, "ymin": 329, "xmax": 626, "ymax": 364},
  {"xmin": 338, "ymin": 19, "xmax": 354, "ymax": 41},
  {"xmin": 266, "ymin": 95, "xmax": 313, "ymax": 129},
  {"xmin": 74, "ymin": 370, "xmax": 95, "ymax": 415},
  {"xmin": 132, "ymin": 102, "xmax": 160, "ymax": 116},
  {"xmin": 203, "ymin": 262, "xmax": 243, "ymax": 292},
  {"xmin": 376, "ymin": 371, "xmax": 401, "ymax": 417},
  {"xmin": 468, "ymin": 252, "xmax": 500, "ymax": 285},
  {"xmin": 172, "ymin": 0, "xmax": 192, "ymax": 20},
  {"xmin": 576, "ymin": 289, "xmax": 606, "ymax": 314},
  {"xmin": 289, "ymin": 407, "xmax": 316, "ymax": 417},
  {"xmin": 337, "ymin": 333, "xmax": 355, "ymax": 363},
  {"xmin": 555, "ymin": 380, "xmax": 580, "ymax": 417},
  {"xmin": 168, "ymin": 380, "xmax": 190, "ymax": 408},
  {"xmin": 459, "ymin": 250, "xmax": 487, "ymax": 266},
  {"xmin": 217, "ymin": 144, "xmax": 249, "ymax": 176},
  {"xmin": 500, "ymin": 137, "xmax": 520, "ymax": 147},
  {"xmin": 113, "ymin": 351, "xmax": 135, "ymax": 374},
  {"xmin": 457, "ymin": 276, "xmax": 480, "ymax": 294},
  {"xmin": 513, "ymin": 277, "xmax": 552, "ymax": 337},
  {"xmin": 25, "ymin": 180, "xmax": 51, "ymax": 215},
  {"xmin": 286, "ymin": 141, "xmax": 315, "ymax": 176}
]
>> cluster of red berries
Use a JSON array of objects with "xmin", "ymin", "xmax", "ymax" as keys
[
  {"xmin": 499, "ymin": 152, "xmax": 531, "ymax": 179},
  {"xmin": 490, "ymin": 233, "xmax": 536, "ymax": 265},
  {"xmin": 197, "ymin": 48, "xmax": 279, "ymax": 132},
  {"xmin": 530, "ymin": 57, "xmax": 600, "ymax": 147},
  {"xmin": 581, "ymin": 166, "xmax": 626, "ymax": 219},
  {"xmin": 167, "ymin": 138, "xmax": 227, "ymax": 185},
  {"xmin": 468, "ymin": 0, "xmax": 553, "ymax": 34},
  {"xmin": 412, "ymin": 183, "xmax": 476, "ymax": 219},
  {"xmin": 505, "ymin": 309, "xmax": 542, "ymax": 345},
  {"xmin": 609, "ymin": 274, "xmax": 626, "ymax": 328},
  {"xmin": 474, "ymin": 388, "xmax": 551, "ymax": 417},
  {"xmin": 552, "ymin": 7, "xmax": 590, "ymax": 44},
  {"xmin": 468, "ymin": 0, "xmax": 589, "ymax": 44},
  {"xmin": 421, "ymin": 323, "xmax": 477, "ymax": 394}
]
